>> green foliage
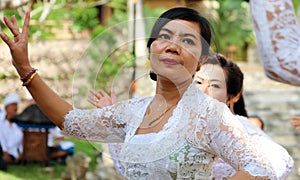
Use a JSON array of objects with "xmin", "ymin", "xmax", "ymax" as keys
[
  {"xmin": 71, "ymin": 6, "xmax": 99, "ymax": 32},
  {"xmin": 0, "ymin": 73, "xmax": 6, "ymax": 80},
  {"xmin": 292, "ymin": 0, "xmax": 299, "ymax": 15},
  {"xmin": 87, "ymin": 0, "xmax": 135, "ymax": 92},
  {"xmin": 143, "ymin": 5, "xmax": 167, "ymax": 36},
  {"xmin": 87, "ymin": 32, "xmax": 134, "ymax": 91},
  {"xmin": 6, "ymin": 163, "xmax": 65, "ymax": 180},
  {"xmin": 208, "ymin": 0, "xmax": 254, "ymax": 60},
  {"xmin": 106, "ymin": 0, "xmax": 128, "ymax": 25}
]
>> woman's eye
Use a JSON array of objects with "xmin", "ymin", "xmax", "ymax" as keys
[
  {"xmin": 195, "ymin": 80, "xmax": 202, "ymax": 85},
  {"xmin": 183, "ymin": 38, "xmax": 195, "ymax": 45},
  {"xmin": 210, "ymin": 84, "xmax": 220, "ymax": 88},
  {"xmin": 158, "ymin": 34, "xmax": 170, "ymax": 40}
]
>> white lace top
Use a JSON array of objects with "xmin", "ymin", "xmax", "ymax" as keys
[
  {"xmin": 212, "ymin": 115, "xmax": 293, "ymax": 180},
  {"xmin": 62, "ymin": 83, "xmax": 293, "ymax": 179},
  {"xmin": 250, "ymin": 0, "xmax": 300, "ymax": 86}
]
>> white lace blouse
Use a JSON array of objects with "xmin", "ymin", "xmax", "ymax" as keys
[
  {"xmin": 250, "ymin": 0, "xmax": 300, "ymax": 86},
  {"xmin": 212, "ymin": 115, "xmax": 293, "ymax": 180},
  {"xmin": 62, "ymin": 83, "xmax": 293, "ymax": 179}
]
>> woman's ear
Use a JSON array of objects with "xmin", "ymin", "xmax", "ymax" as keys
[
  {"xmin": 226, "ymin": 92, "xmax": 242, "ymax": 114},
  {"xmin": 226, "ymin": 96, "xmax": 235, "ymax": 114},
  {"xmin": 226, "ymin": 96, "xmax": 231, "ymax": 106},
  {"xmin": 231, "ymin": 92, "xmax": 242, "ymax": 103}
]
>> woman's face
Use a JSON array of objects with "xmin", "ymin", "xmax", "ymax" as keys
[
  {"xmin": 194, "ymin": 64, "xmax": 228, "ymax": 103},
  {"xmin": 149, "ymin": 19, "xmax": 203, "ymax": 83}
]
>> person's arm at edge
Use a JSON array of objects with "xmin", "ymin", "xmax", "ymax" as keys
[{"xmin": 249, "ymin": 0, "xmax": 300, "ymax": 86}]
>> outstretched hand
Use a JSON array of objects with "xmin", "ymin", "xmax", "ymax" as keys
[
  {"xmin": 88, "ymin": 89, "xmax": 117, "ymax": 108},
  {"xmin": 290, "ymin": 116, "xmax": 300, "ymax": 131},
  {"xmin": 0, "ymin": 12, "xmax": 32, "ymax": 75}
]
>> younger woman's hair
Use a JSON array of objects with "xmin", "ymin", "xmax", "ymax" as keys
[{"xmin": 204, "ymin": 54, "xmax": 248, "ymax": 117}]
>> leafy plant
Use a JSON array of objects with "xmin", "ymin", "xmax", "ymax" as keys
[
  {"xmin": 70, "ymin": 6, "xmax": 99, "ymax": 32},
  {"xmin": 208, "ymin": 0, "xmax": 254, "ymax": 61}
]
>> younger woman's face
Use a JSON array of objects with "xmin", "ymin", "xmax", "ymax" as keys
[
  {"xmin": 194, "ymin": 64, "xmax": 228, "ymax": 103},
  {"xmin": 149, "ymin": 19, "xmax": 203, "ymax": 83}
]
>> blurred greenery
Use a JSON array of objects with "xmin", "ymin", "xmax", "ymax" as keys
[{"xmin": 208, "ymin": 0, "xmax": 254, "ymax": 61}]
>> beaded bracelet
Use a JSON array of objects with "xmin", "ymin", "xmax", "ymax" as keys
[
  {"xmin": 22, "ymin": 71, "xmax": 37, "ymax": 86},
  {"xmin": 20, "ymin": 68, "xmax": 37, "ymax": 82}
]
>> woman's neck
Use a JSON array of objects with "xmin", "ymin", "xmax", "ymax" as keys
[{"xmin": 155, "ymin": 77, "xmax": 192, "ymax": 104}]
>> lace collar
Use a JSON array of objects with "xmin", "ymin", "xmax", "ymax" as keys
[{"xmin": 118, "ymin": 82, "xmax": 211, "ymax": 163}]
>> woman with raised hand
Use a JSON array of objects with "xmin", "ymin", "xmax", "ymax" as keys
[{"xmin": 1, "ymin": 7, "xmax": 293, "ymax": 179}]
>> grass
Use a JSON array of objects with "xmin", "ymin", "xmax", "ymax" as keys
[{"xmin": 0, "ymin": 138, "xmax": 102, "ymax": 180}]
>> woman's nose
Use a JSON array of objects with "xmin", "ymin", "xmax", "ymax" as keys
[
  {"xmin": 199, "ymin": 83, "xmax": 209, "ymax": 94},
  {"xmin": 165, "ymin": 39, "xmax": 181, "ymax": 54}
]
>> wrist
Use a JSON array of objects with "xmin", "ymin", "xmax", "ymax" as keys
[{"xmin": 17, "ymin": 66, "xmax": 34, "ymax": 77}]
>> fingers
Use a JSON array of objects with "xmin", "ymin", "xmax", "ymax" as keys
[
  {"xmin": 21, "ymin": 12, "xmax": 30, "ymax": 40},
  {"xmin": 99, "ymin": 89, "xmax": 109, "ymax": 98},
  {"xmin": 1, "ymin": 13, "xmax": 30, "ymax": 47},
  {"xmin": 88, "ymin": 89, "xmax": 113, "ymax": 108},
  {"xmin": 87, "ymin": 95, "xmax": 98, "ymax": 107},
  {"xmin": 4, "ymin": 15, "xmax": 20, "ymax": 38},
  {"xmin": 291, "ymin": 116, "xmax": 300, "ymax": 121},
  {"xmin": 110, "ymin": 88, "xmax": 117, "ymax": 104},
  {"xmin": 0, "ymin": 32, "xmax": 12, "ymax": 46},
  {"xmin": 290, "ymin": 116, "xmax": 300, "ymax": 131}
]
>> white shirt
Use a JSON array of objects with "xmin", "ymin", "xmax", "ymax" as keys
[{"xmin": 0, "ymin": 119, "xmax": 23, "ymax": 158}]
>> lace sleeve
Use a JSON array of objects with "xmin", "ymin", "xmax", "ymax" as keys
[
  {"xmin": 61, "ymin": 104, "xmax": 127, "ymax": 143},
  {"xmin": 250, "ymin": 0, "xmax": 300, "ymax": 85},
  {"xmin": 206, "ymin": 102, "xmax": 293, "ymax": 179}
]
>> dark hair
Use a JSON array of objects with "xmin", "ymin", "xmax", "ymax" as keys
[
  {"xmin": 148, "ymin": 7, "xmax": 213, "ymax": 81},
  {"xmin": 147, "ymin": 7, "xmax": 212, "ymax": 55},
  {"xmin": 204, "ymin": 54, "xmax": 248, "ymax": 117}
]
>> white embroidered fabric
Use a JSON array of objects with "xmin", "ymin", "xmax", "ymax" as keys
[
  {"xmin": 212, "ymin": 115, "xmax": 293, "ymax": 179},
  {"xmin": 250, "ymin": 0, "xmax": 300, "ymax": 85},
  {"xmin": 62, "ymin": 83, "xmax": 293, "ymax": 179}
]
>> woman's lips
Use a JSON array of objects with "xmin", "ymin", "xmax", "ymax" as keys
[{"xmin": 162, "ymin": 58, "xmax": 180, "ymax": 65}]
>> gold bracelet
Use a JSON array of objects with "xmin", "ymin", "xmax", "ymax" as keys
[{"xmin": 22, "ymin": 72, "xmax": 37, "ymax": 86}]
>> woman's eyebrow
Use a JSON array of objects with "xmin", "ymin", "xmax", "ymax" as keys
[
  {"xmin": 161, "ymin": 28, "xmax": 198, "ymax": 39},
  {"xmin": 161, "ymin": 28, "xmax": 173, "ymax": 34}
]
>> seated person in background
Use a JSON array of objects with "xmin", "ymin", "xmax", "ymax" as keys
[
  {"xmin": 0, "ymin": 93, "xmax": 23, "ymax": 164},
  {"xmin": 48, "ymin": 126, "xmax": 75, "ymax": 163},
  {"xmin": 249, "ymin": 115, "xmax": 264, "ymax": 130}
]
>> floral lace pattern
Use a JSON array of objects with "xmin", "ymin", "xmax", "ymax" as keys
[
  {"xmin": 250, "ymin": 0, "xmax": 300, "ymax": 85},
  {"xmin": 63, "ymin": 83, "xmax": 293, "ymax": 179},
  {"xmin": 212, "ymin": 115, "xmax": 294, "ymax": 179}
]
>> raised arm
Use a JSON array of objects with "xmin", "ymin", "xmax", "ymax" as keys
[
  {"xmin": 0, "ymin": 13, "xmax": 72, "ymax": 128},
  {"xmin": 250, "ymin": 0, "xmax": 300, "ymax": 86}
]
